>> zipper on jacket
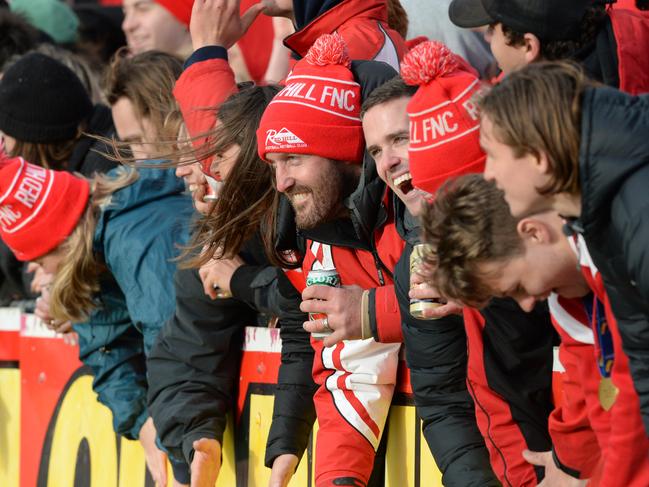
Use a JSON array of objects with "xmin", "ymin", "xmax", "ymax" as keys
[
  {"xmin": 372, "ymin": 250, "xmax": 386, "ymax": 286},
  {"xmin": 466, "ymin": 376, "xmax": 513, "ymax": 487}
]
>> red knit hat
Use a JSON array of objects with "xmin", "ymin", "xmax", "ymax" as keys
[
  {"xmin": 0, "ymin": 156, "xmax": 90, "ymax": 262},
  {"xmin": 155, "ymin": 0, "xmax": 193, "ymax": 27},
  {"xmin": 257, "ymin": 33, "xmax": 364, "ymax": 164},
  {"xmin": 401, "ymin": 41, "xmax": 486, "ymax": 195}
]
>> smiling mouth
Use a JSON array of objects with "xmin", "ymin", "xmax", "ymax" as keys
[
  {"xmin": 393, "ymin": 172, "xmax": 414, "ymax": 195},
  {"xmin": 290, "ymin": 193, "xmax": 310, "ymax": 205}
]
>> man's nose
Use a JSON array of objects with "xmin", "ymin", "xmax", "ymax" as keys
[{"xmin": 275, "ymin": 164, "xmax": 294, "ymax": 193}]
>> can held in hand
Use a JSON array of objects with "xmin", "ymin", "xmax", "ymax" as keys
[
  {"xmin": 306, "ymin": 268, "xmax": 340, "ymax": 339},
  {"xmin": 410, "ymin": 243, "xmax": 443, "ymax": 320},
  {"xmin": 203, "ymin": 174, "xmax": 224, "ymax": 202},
  {"xmin": 212, "ymin": 284, "xmax": 232, "ymax": 299}
]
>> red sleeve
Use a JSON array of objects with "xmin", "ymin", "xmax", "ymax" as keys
[
  {"xmin": 598, "ymin": 297, "xmax": 649, "ymax": 486},
  {"xmin": 548, "ymin": 339, "xmax": 601, "ymax": 478},
  {"xmin": 372, "ymin": 285, "xmax": 403, "ymax": 343},
  {"xmin": 173, "ymin": 58, "xmax": 237, "ymax": 170}
]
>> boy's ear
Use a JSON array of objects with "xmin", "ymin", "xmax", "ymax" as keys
[
  {"xmin": 517, "ymin": 218, "xmax": 549, "ymax": 245},
  {"xmin": 523, "ymin": 33, "xmax": 542, "ymax": 64}
]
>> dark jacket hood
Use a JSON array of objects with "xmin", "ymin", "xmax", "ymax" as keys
[
  {"xmin": 292, "ymin": 0, "xmax": 344, "ymax": 30},
  {"xmin": 578, "ymin": 86, "xmax": 649, "ymax": 234},
  {"xmin": 69, "ymin": 103, "xmax": 118, "ymax": 177}
]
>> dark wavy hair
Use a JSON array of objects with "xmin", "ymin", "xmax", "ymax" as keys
[{"xmin": 181, "ymin": 84, "xmax": 293, "ymax": 268}]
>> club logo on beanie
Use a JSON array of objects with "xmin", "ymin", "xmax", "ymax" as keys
[
  {"xmin": 401, "ymin": 41, "xmax": 486, "ymax": 196},
  {"xmin": 265, "ymin": 128, "xmax": 307, "ymax": 149},
  {"xmin": 0, "ymin": 157, "xmax": 89, "ymax": 261},
  {"xmin": 257, "ymin": 33, "xmax": 365, "ymax": 164}
]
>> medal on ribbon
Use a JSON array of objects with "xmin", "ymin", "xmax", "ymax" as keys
[{"xmin": 583, "ymin": 296, "xmax": 618, "ymax": 411}]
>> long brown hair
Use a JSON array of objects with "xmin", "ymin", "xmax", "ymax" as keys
[
  {"xmin": 49, "ymin": 168, "xmax": 139, "ymax": 322},
  {"xmin": 8, "ymin": 131, "xmax": 83, "ymax": 170},
  {"xmin": 183, "ymin": 84, "xmax": 289, "ymax": 268},
  {"xmin": 104, "ymin": 48, "xmax": 184, "ymax": 154},
  {"xmin": 478, "ymin": 61, "xmax": 589, "ymax": 196}
]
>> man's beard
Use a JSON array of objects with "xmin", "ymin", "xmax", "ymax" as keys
[{"xmin": 287, "ymin": 162, "xmax": 348, "ymax": 230}]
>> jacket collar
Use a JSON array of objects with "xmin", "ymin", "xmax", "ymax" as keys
[{"xmin": 285, "ymin": 0, "xmax": 388, "ymax": 57}]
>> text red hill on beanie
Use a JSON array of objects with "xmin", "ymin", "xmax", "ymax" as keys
[
  {"xmin": 0, "ymin": 156, "xmax": 89, "ymax": 261},
  {"xmin": 401, "ymin": 40, "xmax": 486, "ymax": 196},
  {"xmin": 257, "ymin": 32, "xmax": 365, "ymax": 164}
]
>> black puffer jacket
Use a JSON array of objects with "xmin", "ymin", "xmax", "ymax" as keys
[
  {"xmin": 567, "ymin": 86, "xmax": 649, "ymax": 436},
  {"xmin": 147, "ymin": 234, "xmax": 314, "ymax": 468},
  {"xmin": 393, "ymin": 199, "xmax": 499, "ymax": 486}
]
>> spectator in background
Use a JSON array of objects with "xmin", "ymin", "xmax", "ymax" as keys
[
  {"xmin": 448, "ymin": 0, "xmax": 649, "ymax": 93},
  {"xmin": 3, "ymin": 43, "xmax": 107, "ymax": 105},
  {"xmin": 104, "ymin": 48, "xmax": 183, "ymax": 159},
  {"xmin": 0, "ymin": 52, "xmax": 115, "ymax": 176},
  {"xmin": 122, "ymin": 0, "xmax": 193, "ymax": 58},
  {"xmin": 0, "ymin": 50, "xmax": 117, "ymax": 338}
]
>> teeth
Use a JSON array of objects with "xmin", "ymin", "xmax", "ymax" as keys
[
  {"xmin": 292, "ymin": 193, "xmax": 309, "ymax": 204},
  {"xmin": 393, "ymin": 172, "xmax": 412, "ymax": 187}
]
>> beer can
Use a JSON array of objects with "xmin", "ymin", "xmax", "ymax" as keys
[
  {"xmin": 410, "ymin": 243, "xmax": 443, "ymax": 320},
  {"xmin": 306, "ymin": 269, "xmax": 340, "ymax": 339},
  {"xmin": 212, "ymin": 284, "xmax": 232, "ymax": 299},
  {"xmin": 202, "ymin": 174, "xmax": 224, "ymax": 202}
]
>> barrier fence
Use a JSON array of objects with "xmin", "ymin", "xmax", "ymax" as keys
[{"xmin": 0, "ymin": 308, "xmax": 564, "ymax": 487}]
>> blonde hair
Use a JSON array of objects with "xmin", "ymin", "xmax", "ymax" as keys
[{"xmin": 49, "ymin": 168, "xmax": 139, "ymax": 322}]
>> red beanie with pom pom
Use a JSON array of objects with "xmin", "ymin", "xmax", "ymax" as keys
[
  {"xmin": 257, "ymin": 33, "xmax": 364, "ymax": 164},
  {"xmin": 155, "ymin": 0, "xmax": 193, "ymax": 27},
  {"xmin": 401, "ymin": 41, "xmax": 486, "ymax": 196},
  {"xmin": 0, "ymin": 156, "xmax": 89, "ymax": 261}
]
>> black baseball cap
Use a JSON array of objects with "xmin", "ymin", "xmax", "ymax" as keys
[{"xmin": 448, "ymin": 0, "xmax": 603, "ymax": 40}]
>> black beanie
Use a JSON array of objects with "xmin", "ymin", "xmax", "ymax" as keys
[{"xmin": 0, "ymin": 52, "xmax": 93, "ymax": 143}]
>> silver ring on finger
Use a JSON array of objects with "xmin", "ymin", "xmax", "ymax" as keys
[{"xmin": 322, "ymin": 317, "xmax": 332, "ymax": 333}]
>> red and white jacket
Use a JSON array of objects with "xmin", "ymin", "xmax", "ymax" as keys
[
  {"xmin": 547, "ymin": 294, "xmax": 605, "ymax": 479},
  {"xmin": 299, "ymin": 214, "xmax": 405, "ymax": 485},
  {"xmin": 569, "ymin": 235, "xmax": 649, "ymax": 486}
]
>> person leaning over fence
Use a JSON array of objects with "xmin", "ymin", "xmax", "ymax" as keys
[
  {"xmin": 375, "ymin": 41, "xmax": 556, "ymax": 487},
  {"xmin": 146, "ymin": 83, "xmax": 317, "ymax": 487},
  {"xmin": 357, "ymin": 62, "xmax": 498, "ymax": 484},
  {"xmin": 256, "ymin": 33, "xmax": 407, "ymax": 487},
  {"xmin": 421, "ymin": 174, "xmax": 649, "ymax": 486},
  {"xmin": 478, "ymin": 59, "xmax": 649, "ymax": 441},
  {"xmin": 101, "ymin": 46, "xmax": 196, "ymax": 486},
  {"xmin": 0, "ymin": 154, "xmax": 192, "ymax": 486}
]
